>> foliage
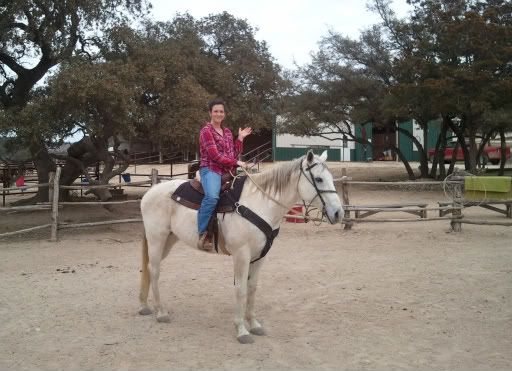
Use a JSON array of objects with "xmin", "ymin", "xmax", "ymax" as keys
[
  {"xmin": 0, "ymin": 3, "xmax": 285, "ymax": 202},
  {"xmin": 281, "ymin": 0, "xmax": 512, "ymax": 178},
  {"xmin": 0, "ymin": 0, "xmax": 150, "ymax": 108}
]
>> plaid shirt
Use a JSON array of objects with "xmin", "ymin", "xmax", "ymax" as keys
[{"xmin": 199, "ymin": 122, "xmax": 243, "ymax": 175}]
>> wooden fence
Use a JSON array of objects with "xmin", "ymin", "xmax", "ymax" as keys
[
  {"xmin": 0, "ymin": 168, "xmax": 156, "ymax": 240},
  {"xmin": 1, "ymin": 166, "xmax": 511, "ymax": 241},
  {"xmin": 332, "ymin": 169, "xmax": 512, "ymax": 231}
]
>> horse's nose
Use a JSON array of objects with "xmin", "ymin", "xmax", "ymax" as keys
[{"xmin": 334, "ymin": 210, "xmax": 340, "ymax": 221}]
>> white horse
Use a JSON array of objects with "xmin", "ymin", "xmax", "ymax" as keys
[{"xmin": 138, "ymin": 150, "xmax": 343, "ymax": 344}]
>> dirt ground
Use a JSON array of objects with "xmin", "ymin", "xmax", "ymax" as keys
[{"xmin": 0, "ymin": 162, "xmax": 511, "ymax": 370}]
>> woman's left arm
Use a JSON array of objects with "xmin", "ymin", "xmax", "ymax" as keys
[{"xmin": 235, "ymin": 127, "xmax": 252, "ymax": 156}]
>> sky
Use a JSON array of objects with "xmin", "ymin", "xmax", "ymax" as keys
[{"xmin": 149, "ymin": 0, "xmax": 411, "ymax": 69}]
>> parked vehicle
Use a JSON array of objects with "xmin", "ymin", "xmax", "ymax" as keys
[{"xmin": 427, "ymin": 143, "xmax": 511, "ymax": 165}]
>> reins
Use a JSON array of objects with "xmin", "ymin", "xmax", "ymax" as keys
[
  {"xmin": 237, "ymin": 157, "xmax": 338, "ymax": 224},
  {"xmin": 236, "ymin": 167, "xmax": 290, "ymax": 211}
]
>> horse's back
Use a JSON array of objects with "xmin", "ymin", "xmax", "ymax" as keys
[{"xmin": 141, "ymin": 179, "xmax": 186, "ymax": 215}]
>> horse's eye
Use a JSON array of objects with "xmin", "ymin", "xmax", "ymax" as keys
[{"xmin": 315, "ymin": 177, "xmax": 323, "ymax": 183}]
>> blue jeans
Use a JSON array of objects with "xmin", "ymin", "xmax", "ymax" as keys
[{"xmin": 197, "ymin": 167, "xmax": 221, "ymax": 234}]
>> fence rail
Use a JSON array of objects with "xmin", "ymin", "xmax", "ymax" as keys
[{"xmin": 1, "ymin": 165, "xmax": 510, "ymax": 240}]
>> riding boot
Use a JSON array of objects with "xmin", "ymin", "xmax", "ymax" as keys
[{"xmin": 197, "ymin": 232, "xmax": 213, "ymax": 251}]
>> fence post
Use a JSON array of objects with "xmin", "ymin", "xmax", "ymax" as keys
[
  {"xmin": 48, "ymin": 171, "xmax": 55, "ymax": 203},
  {"xmin": 151, "ymin": 168, "xmax": 159, "ymax": 186},
  {"xmin": 451, "ymin": 180, "xmax": 463, "ymax": 232},
  {"xmin": 341, "ymin": 168, "xmax": 352, "ymax": 230},
  {"xmin": 50, "ymin": 166, "xmax": 61, "ymax": 241}
]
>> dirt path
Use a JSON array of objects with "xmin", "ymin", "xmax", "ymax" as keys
[{"xmin": 0, "ymin": 164, "xmax": 511, "ymax": 370}]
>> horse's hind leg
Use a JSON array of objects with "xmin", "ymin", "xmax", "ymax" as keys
[
  {"xmin": 246, "ymin": 259, "xmax": 266, "ymax": 336},
  {"xmin": 138, "ymin": 234, "xmax": 153, "ymax": 315},
  {"xmin": 139, "ymin": 232, "xmax": 178, "ymax": 317},
  {"xmin": 139, "ymin": 227, "xmax": 176, "ymax": 322},
  {"xmin": 150, "ymin": 231, "xmax": 179, "ymax": 323}
]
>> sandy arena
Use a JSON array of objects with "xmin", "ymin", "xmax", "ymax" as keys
[{"xmin": 1, "ymin": 162, "xmax": 511, "ymax": 370}]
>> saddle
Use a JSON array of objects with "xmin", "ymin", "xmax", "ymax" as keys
[
  {"xmin": 171, "ymin": 174, "xmax": 246, "ymax": 212},
  {"xmin": 171, "ymin": 175, "xmax": 247, "ymax": 255}
]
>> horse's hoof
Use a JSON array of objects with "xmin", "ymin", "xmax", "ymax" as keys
[
  {"xmin": 156, "ymin": 313, "xmax": 171, "ymax": 323},
  {"xmin": 138, "ymin": 307, "xmax": 152, "ymax": 316},
  {"xmin": 237, "ymin": 334, "xmax": 254, "ymax": 344},
  {"xmin": 249, "ymin": 327, "xmax": 266, "ymax": 336}
]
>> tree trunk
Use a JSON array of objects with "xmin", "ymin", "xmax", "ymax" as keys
[
  {"xmin": 392, "ymin": 145, "xmax": 416, "ymax": 180},
  {"xmin": 467, "ymin": 130, "xmax": 478, "ymax": 174},
  {"xmin": 31, "ymin": 141, "xmax": 55, "ymax": 203},
  {"xmin": 446, "ymin": 116, "xmax": 470, "ymax": 171},
  {"xmin": 437, "ymin": 117, "xmax": 450, "ymax": 179},
  {"xmin": 499, "ymin": 128, "xmax": 506, "ymax": 176},
  {"xmin": 477, "ymin": 129, "xmax": 493, "ymax": 168},
  {"xmin": 447, "ymin": 141, "xmax": 459, "ymax": 175},
  {"xmin": 397, "ymin": 125, "xmax": 429, "ymax": 178}
]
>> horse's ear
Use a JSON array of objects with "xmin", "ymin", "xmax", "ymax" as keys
[
  {"xmin": 306, "ymin": 149, "xmax": 314, "ymax": 163},
  {"xmin": 319, "ymin": 150, "xmax": 328, "ymax": 162}
]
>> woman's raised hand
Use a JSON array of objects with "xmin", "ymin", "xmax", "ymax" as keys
[{"xmin": 238, "ymin": 127, "xmax": 252, "ymax": 141}]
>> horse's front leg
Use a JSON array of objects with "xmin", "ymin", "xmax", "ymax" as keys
[
  {"xmin": 232, "ymin": 247, "xmax": 253, "ymax": 344},
  {"xmin": 246, "ymin": 258, "xmax": 266, "ymax": 336}
]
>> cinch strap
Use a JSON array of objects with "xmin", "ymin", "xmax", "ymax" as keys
[{"xmin": 235, "ymin": 204, "xmax": 280, "ymax": 264}]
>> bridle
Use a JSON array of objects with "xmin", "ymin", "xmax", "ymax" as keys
[
  {"xmin": 238, "ymin": 157, "xmax": 337, "ymax": 223},
  {"xmin": 299, "ymin": 160, "xmax": 338, "ymax": 223}
]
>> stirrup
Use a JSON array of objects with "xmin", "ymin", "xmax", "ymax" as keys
[{"xmin": 197, "ymin": 233, "xmax": 213, "ymax": 251}]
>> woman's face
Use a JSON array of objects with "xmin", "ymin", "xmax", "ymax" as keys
[{"xmin": 209, "ymin": 104, "xmax": 225, "ymax": 125}]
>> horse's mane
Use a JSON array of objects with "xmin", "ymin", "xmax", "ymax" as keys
[{"xmin": 249, "ymin": 157, "xmax": 303, "ymax": 195}]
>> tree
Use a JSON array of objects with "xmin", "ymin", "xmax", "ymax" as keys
[
  {"xmin": 394, "ymin": 0, "xmax": 512, "ymax": 175},
  {"xmin": 280, "ymin": 25, "xmax": 418, "ymax": 179},
  {"xmin": 198, "ymin": 12, "xmax": 285, "ymax": 132},
  {"xmin": 281, "ymin": 0, "xmax": 512, "ymax": 179},
  {"xmin": 1, "ymin": 7, "xmax": 286, "ymax": 202},
  {"xmin": 0, "ymin": 0, "xmax": 149, "ymax": 201},
  {"xmin": 43, "ymin": 58, "xmax": 140, "ymax": 200}
]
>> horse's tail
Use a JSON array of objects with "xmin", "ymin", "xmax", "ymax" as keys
[{"xmin": 139, "ymin": 227, "xmax": 150, "ymax": 305}]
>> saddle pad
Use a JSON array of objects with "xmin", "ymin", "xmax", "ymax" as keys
[{"xmin": 171, "ymin": 176, "xmax": 247, "ymax": 213}]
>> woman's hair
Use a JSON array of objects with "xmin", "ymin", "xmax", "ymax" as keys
[{"xmin": 208, "ymin": 98, "xmax": 226, "ymax": 112}]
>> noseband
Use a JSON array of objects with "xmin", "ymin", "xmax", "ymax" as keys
[{"xmin": 299, "ymin": 161, "xmax": 338, "ymax": 222}]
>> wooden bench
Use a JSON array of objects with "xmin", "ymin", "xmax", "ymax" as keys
[
  {"xmin": 438, "ymin": 200, "xmax": 512, "ymax": 218},
  {"xmin": 345, "ymin": 203, "xmax": 428, "ymax": 219}
]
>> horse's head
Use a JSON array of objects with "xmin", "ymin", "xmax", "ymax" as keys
[{"xmin": 298, "ymin": 150, "xmax": 343, "ymax": 224}]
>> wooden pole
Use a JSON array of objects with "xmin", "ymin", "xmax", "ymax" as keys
[
  {"xmin": 48, "ymin": 171, "xmax": 55, "ymax": 203},
  {"xmin": 459, "ymin": 219, "xmax": 512, "ymax": 226},
  {"xmin": 50, "ymin": 166, "xmax": 61, "ymax": 241},
  {"xmin": 59, "ymin": 218, "xmax": 142, "ymax": 229},
  {"xmin": 0, "ymin": 224, "xmax": 52, "ymax": 238},
  {"xmin": 151, "ymin": 168, "xmax": 158, "ymax": 186},
  {"xmin": 451, "ymin": 181, "xmax": 463, "ymax": 232},
  {"xmin": 0, "ymin": 205, "xmax": 53, "ymax": 212},
  {"xmin": 341, "ymin": 168, "xmax": 352, "ymax": 230},
  {"xmin": 38, "ymin": 199, "xmax": 141, "ymax": 206}
]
